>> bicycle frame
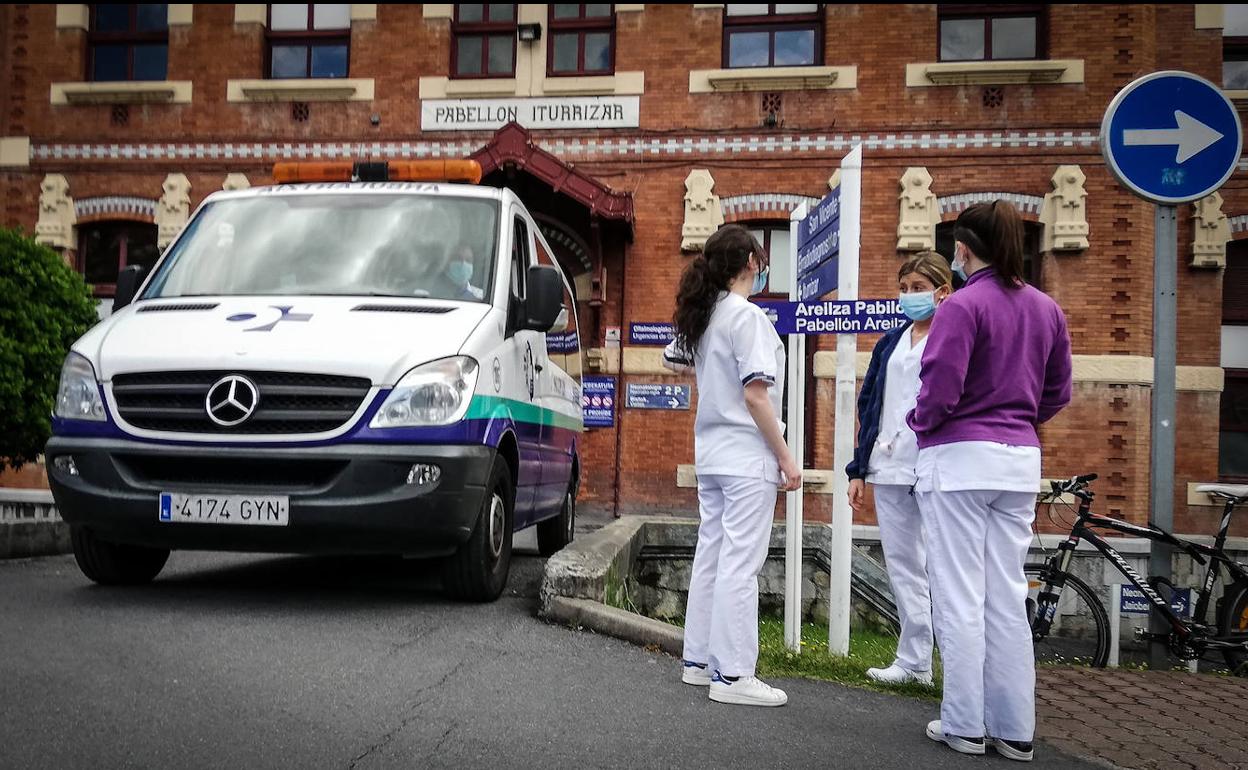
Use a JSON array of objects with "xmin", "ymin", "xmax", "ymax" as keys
[{"xmin": 1037, "ymin": 492, "xmax": 1248, "ymax": 651}]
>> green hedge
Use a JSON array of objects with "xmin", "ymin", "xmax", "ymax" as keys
[{"xmin": 0, "ymin": 228, "xmax": 99, "ymax": 470}]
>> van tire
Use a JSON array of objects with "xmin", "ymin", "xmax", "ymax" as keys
[
  {"xmin": 70, "ymin": 526, "xmax": 169, "ymax": 585},
  {"xmin": 537, "ymin": 480, "xmax": 575, "ymax": 557},
  {"xmin": 442, "ymin": 458, "xmax": 513, "ymax": 602}
]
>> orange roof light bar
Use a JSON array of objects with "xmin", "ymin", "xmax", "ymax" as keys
[{"xmin": 271, "ymin": 160, "xmax": 483, "ymax": 185}]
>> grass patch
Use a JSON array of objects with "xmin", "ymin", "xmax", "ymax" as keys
[{"xmin": 755, "ymin": 618, "xmax": 941, "ymax": 701}]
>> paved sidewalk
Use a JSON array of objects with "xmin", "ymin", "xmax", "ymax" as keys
[{"xmin": 1037, "ymin": 666, "xmax": 1248, "ymax": 769}]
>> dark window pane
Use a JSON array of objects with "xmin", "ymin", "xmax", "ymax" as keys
[
  {"xmin": 270, "ymin": 4, "xmax": 310, "ymax": 30},
  {"xmin": 991, "ymin": 16, "xmax": 1037, "ymax": 59},
  {"xmin": 457, "ymin": 4, "xmax": 484, "ymax": 22},
  {"xmin": 552, "ymin": 33, "xmax": 578, "ymax": 72},
  {"xmin": 487, "ymin": 34, "xmax": 514, "ymax": 74},
  {"xmin": 584, "ymin": 32, "xmax": 611, "ymax": 71},
  {"xmin": 91, "ymin": 44, "xmax": 129, "ymax": 81},
  {"xmin": 728, "ymin": 30, "xmax": 770, "ymax": 68},
  {"xmin": 487, "ymin": 3, "xmax": 515, "ymax": 21},
  {"xmin": 774, "ymin": 28, "xmax": 815, "ymax": 66},
  {"xmin": 136, "ymin": 4, "xmax": 168, "ymax": 31},
  {"xmin": 271, "ymin": 45, "xmax": 309, "ymax": 78},
  {"xmin": 126, "ymin": 239, "xmax": 161, "ymax": 271},
  {"xmin": 456, "ymin": 35, "xmax": 483, "ymax": 74},
  {"xmin": 553, "ymin": 4, "xmax": 580, "ymax": 19},
  {"xmin": 93, "ymin": 5, "xmax": 131, "ymax": 32},
  {"xmin": 1225, "ymin": 59, "xmax": 1248, "ymax": 90},
  {"xmin": 132, "ymin": 44, "xmax": 167, "ymax": 80},
  {"xmin": 940, "ymin": 17, "xmax": 985, "ymax": 61},
  {"xmin": 585, "ymin": 4, "xmax": 612, "ymax": 17},
  {"xmin": 310, "ymin": 44, "xmax": 348, "ymax": 77},
  {"xmin": 82, "ymin": 230, "xmax": 121, "ymax": 285}
]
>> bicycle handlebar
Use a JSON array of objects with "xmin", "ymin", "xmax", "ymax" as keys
[{"xmin": 1045, "ymin": 473, "xmax": 1099, "ymax": 499}]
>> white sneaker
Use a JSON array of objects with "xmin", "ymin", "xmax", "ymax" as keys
[
  {"xmin": 925, "ymin": 720, "xmax": 986, "ymax": 756},
  {"xmin": 681, "ymin": 661, "xmax": 713, "ymax": 686},
  {"xmin": 708, "ymin": 672, "xmax": 788, "ymax": 707},
  {"xmin": 866, "ymin": 663, "xmax": 934, "ymax": 686},
  {"xmin": 989, "ymin": 737, "xmax": 1035, "ymax": 762}
]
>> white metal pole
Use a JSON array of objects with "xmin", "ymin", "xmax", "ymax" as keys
[
  {"xmin": 783, "ymin": 203, "xmax": 808, "ymax": 653},
  {"xmin": 1108, "ymin": 583, "xmax": 1121, "ymax": 668},
  {"xmin": 829, "ymin": 145, "xmax": 862, "ymax": 656}
]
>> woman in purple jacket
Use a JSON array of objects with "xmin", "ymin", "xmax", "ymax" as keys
[{"xmin": 906, "ymin": 201, "xmax": 1072, "ymax": 763}]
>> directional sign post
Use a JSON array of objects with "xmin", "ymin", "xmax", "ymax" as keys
[{"xmin": 1101, "ymin": 71, "xmax": 1242, "ymax": 668}]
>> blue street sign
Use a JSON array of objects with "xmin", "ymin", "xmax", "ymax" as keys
[
  {"xmin": 582, "ymin": 376, "xmax": 616, "ymax": 427},
  {"xmin": 628, "ymin": 322, "xmax": 675, "ymax": 346},
  {"xmin": 796, "ymin": 187, "xmax": 841, "ymax": 284},
  {"xmin": 798, "ymin": 187, "xmax": 840, "ymax": 254},
  {"xmin": 796, "ymin": 255, "xmax": 840, "ymax": 301},
  {"xmin": 1119, "ymin": 585, "xmax": 1192, "ymax": 617},
  {"xmin": 626, "ymin": 382, "xmax": 691, "ymax": 410},
  {"xmin": 756, "ymin": 299, "xmax": 907, "ymax": 335},
  {"xmin": 1101, "ymin": 71, "xmax": 1243, "ymax": 204}
]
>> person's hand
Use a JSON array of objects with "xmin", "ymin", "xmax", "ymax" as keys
[
  {"xmin": 779, "ymin": 455, "xmax": 802, "ymax": 492},
  {"xmin": 848, "ymin": 478, "xmax": 866, "ymax": 514}
]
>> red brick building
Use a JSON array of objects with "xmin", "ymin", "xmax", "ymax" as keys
[{"xmin": 1, "ymin": 3, "xmax": 1243, "ymax": 534}]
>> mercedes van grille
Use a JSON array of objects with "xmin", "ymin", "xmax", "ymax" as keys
[{"xmin": 112, "ymin": 371, "xmax": 371, "ymax": 435}]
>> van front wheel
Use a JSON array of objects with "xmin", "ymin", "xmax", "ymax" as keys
[
  {"xmin": 442, "ymin": 459, "xmax": 513, "ymax": 602},
  {"xmin": 70, "ymin": 526, "xmax": 169, "ymax": 585}
]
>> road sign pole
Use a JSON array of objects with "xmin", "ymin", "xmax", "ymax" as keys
[
  {"xmin": 1149, "ymin": 203, "xmax": 1178, "ymax": 669},
  {"xmin": 783, "ymin": 203, "xmax": 808, "ymax": 653},
  {"xmin": 829, "ymin": 145, "xmax": 862, "ymax": 656}
]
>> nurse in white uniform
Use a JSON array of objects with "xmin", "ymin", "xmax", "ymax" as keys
[
  {"xmin": 663, "ymin": 224, "xmax": 802, "ymax": 707},
  {"xmin": 847, "ymin": 252, "xmax": 952, "ymax": 687}
]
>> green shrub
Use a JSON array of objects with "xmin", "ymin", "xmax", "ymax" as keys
[{"xmin": 0, "ymin": 228, "xmax": 99, "ymax": 470}]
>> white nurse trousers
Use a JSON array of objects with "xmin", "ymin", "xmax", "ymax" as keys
[
  {"xmin": 682, "ymin": 474, "xmax": 776, "ymax": 678},
  {"xmin": 872, "ymin": 484, "xmax": 934, "ymax": 673},
  {"xmin": 916, "ymin": 488, "xmax": 1036, "ymax": 742}
]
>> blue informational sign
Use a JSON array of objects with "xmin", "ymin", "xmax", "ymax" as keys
[
  {"xmin": 626, "ymin": 382, "xmax": 691, "ymax": 410},
  {"xmin": 582, "ymin": 376, "xmax": 616, "ymax": 428},
  {"xmin": 795, "ymin": 187, "xmax": 841, "ymax": 299},
  {"xmin": 796, "ymin": 256, "xmax": 840, "ymax": 301},
  {"xmin": 1119, "ymin": 585, "xmax": 1192, "ymax": 617},
  {"xmin": 628, "ymin": 322, "xmax": 675, "ymax": 346},
  {"xmin": 546, "ymin": 331, "xmax": 579, "ymax": 353},
  {"xmin": 1101, "ymin": 71, "xmax": 1243, "ymax": 204},
  {"xmin": 756, "ymin": 299, "xmax": 907, "ymax": 335}
]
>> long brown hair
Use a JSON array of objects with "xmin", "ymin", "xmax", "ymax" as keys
[
  {"xmin": 672, "ymin": 225, "xmax": 765, "ymax": 353},
  {"xmin": 954, "ymin": 200, "xmax": 1026, "ymax": 288}
]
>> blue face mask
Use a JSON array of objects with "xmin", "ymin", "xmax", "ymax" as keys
[
  {"xmin": 751, "ymin": 265, "xmax": 769, "ymax": 296},
  {"xmin": 951, "ymin": 243, "xmax": 968, "ymax": 282},
  {"xmin": 448, "ymin": 261, "xmax": 473, "ymax": 287},
  {"xmin": 898, "ymin": 291, "xmax": 937, "ymax": 321}
]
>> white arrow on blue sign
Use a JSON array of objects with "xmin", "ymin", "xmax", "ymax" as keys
[{"xmin": 1101, "ymin": 71, "xmax": 1243, "ymax": 204}]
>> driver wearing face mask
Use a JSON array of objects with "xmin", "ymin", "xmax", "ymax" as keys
[{"xmin": 445, "ymin": 244, "xmax": 484, "ymax": 301}]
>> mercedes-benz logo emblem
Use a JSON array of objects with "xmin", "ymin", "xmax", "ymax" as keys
[{"xmin": 205, "ymin": 375, "xmax": 260, "ymax": 427}]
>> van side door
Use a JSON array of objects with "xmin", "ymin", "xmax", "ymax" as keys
[
  {"xmin": 504, "ymin": 210, "xmax": 545, "ymax": 529},
  {"xmin": 532, "ymin": 231, "xmax": 580, "ymax": 523}
]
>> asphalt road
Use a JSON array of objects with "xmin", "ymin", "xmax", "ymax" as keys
[{"xmin": 0, "ymin": 538, "xmax": 1097, "ymax": 769}]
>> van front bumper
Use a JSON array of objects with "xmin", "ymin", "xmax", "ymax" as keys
[{"xmin": 44, "ymin": 437, "xmax": 493, "ymax": 557}]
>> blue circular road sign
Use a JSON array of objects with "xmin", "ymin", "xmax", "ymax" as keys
[{"xmin": 1101, "ymin": 71, "xmax": 1243, "ymax": 204}]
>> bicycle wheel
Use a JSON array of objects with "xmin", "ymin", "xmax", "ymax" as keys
[
  {"xmin": 1217, "ymin": 580, "xmax": 1248, "ymax": 675},
  {"xmin": 1025, "ymin": 564, "xmax": 1110, "ymax": 668}
]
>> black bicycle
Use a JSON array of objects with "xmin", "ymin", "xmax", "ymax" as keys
[{"xmin": 1026, "ymin": 474, "xmax": 1248, "ymax": 673}]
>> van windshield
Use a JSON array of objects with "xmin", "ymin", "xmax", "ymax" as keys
[{"xmin": 142, "ymin": 193, "xmax": 499, "ymax": 301}]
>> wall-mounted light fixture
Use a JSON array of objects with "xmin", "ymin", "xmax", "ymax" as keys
[{"xmin": 518, "ymin": 23, "xmax": 541, "ymax": 42}]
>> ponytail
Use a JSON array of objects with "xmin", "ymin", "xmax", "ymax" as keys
[
  {"xmin": 954, "ymin": 200, "xmax": 1026, "ymax": 289},
  {"xmin": 673, "ymin": 224, "xmax": 760, "ymax": 353}
]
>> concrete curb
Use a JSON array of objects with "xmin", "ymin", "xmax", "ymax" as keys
[
  {"xmin": 0, "ymin": 489, "xmax": 71, "ymax": 559},
  {"xmin": 545, "ymin": 596, "xmax": 683, "ymax": 656}
]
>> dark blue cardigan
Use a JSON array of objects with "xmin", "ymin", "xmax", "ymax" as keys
[{"xmin": 845, "ymin": 321, "xmax": 913, "ymax": 481}]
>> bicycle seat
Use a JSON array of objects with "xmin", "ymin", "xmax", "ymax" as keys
[{"xmin": 1196, "ymin": 484, "xmax": 1248, "ymax": 502}]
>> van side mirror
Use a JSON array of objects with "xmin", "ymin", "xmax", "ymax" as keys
[
  {"xmin": 523, "ymin": 265, "xmax": 563, "ymax": 332},
  {"xmin": 113, "ymin": 265, "xmax": 147, "ymax": 311}
]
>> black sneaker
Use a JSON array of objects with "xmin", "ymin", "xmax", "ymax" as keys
[{"xmin": 990, "ymin": 737, "xmax": 1034, "ymax": 762}]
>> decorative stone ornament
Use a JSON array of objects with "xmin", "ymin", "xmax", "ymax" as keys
[
  {"xmin": 896, "ymin": 167, "xmax": 939, "ymax": 251},
  {"xmin": 222, "ymin": 173, "xmax": 250, "ymax": 191},
  {"xmin": 35, "ymin": 174, "xmax": 77, "ymax": 251},
  {"xmin": 680, "ymin": 169, "xmax": 724, "ymax": 252},
  {"xmin": 1192, "ymin": 192, "xmax": 1230, "ymax": 269},
  {"xmin": 1039, "ymin": 165, "xmax": 1090, "ymax": 252},
  {"xmin": 155, "ymin": 173, "xmax": 191, "ymax": 250}
]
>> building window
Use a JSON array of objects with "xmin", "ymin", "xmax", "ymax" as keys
[
  {"xmin": 452, "ymin": 4, "xmax": 518, "ymax": 78},
  {"xmin": 88, "ymin": 4, "xmax": 169, "ymax": 81},
  {"xmin": 1221, "ymin": 241, "xmax": 1248, "ymax": 479},
  {"xmin": 548, "ymin": 4, "xmax": 614, "ymax": 76},
  {"xmin": 266, "ymin": 4, "xmax": 351, "ymax": 79},
  {"xmin": 937, "ymin": 4, "xmax": 1044, "ymax": 62},
  {"xmin": 723, "ymin": 4, "xmax": 823, "ymax": 69},
  {"xmin": 745, "ymin": 224, "xmax": 792, "ymax": 296},
  {"xmin": 1224, "ymin": 6, "xmax": 1248, "ymax": 89},
  {"xmin": 78, "ymin": 221, "xmax": 161, "ymax": 297},
  {"xmin": 935, "ymin": 218, "xmax": 1043, "ymax": 289},
  {"xmin": 1222, "ymin": 372, "xmax": 1248, "ymax": 479}
]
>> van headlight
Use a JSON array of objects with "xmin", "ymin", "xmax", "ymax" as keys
[
  {"xmin": 55, "ymin": 352, "xmax": 106, "ymax": 422},
  {"xmin": 371, "ymin": 357, "xmax": 480, "ymax": 428}
]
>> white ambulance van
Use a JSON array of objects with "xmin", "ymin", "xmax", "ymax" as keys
[{"xmin": 46, "ymin": 159, "xmax": 583, "ymax": 601}]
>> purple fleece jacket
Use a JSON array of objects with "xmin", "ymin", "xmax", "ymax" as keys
[{"xmin": 906, "ymin": 268, "xmax": 1073, "ymax": 449}]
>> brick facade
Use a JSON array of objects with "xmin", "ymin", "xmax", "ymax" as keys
[{"xmin": 0, "ymin": 3, "xmax": 1238, "ymax": 534}]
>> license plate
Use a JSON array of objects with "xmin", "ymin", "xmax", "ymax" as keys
[{"xmin": 158, "ymin": 493, "xmax": 289, "ymax": 526}]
